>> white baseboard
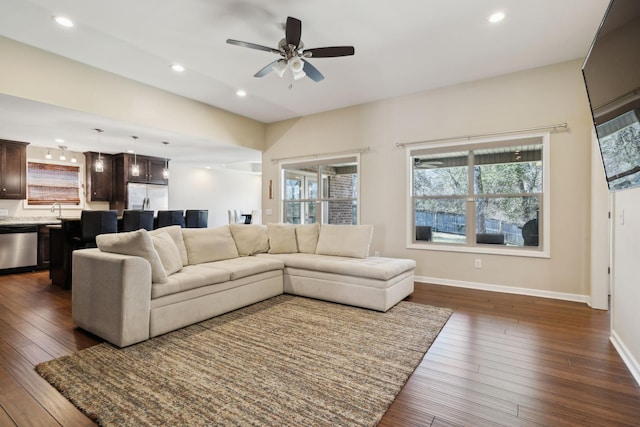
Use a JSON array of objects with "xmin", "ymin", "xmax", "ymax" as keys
[
  {"xmin": 610, "ymin": 330, "xmax": 640, "ymax": 387},
  {"xmin": 414, "ymin": 275, "xmax": 590, "ymax": 304}
]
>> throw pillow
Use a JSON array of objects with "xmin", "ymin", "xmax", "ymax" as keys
[
  {"xmin": 96, "ymin": 229, "xmax": 168, "ymax": 284},
  {"xmin": 149, "ymin": 225, "xmax": 188, "ymax": 267},
  {"xmin": 267, "ymin": 223, "xmax": 298, "ymax": 254},
  {"xmin": 296, "ymin": 223, "xmax": 320, "ymax": 254},
  {"xmin": 182, "ymin": 226, "xmax": 239, "ymax": 264},
  {"xmin": 228, "ymin": 224, "xmax": 269, "ymax": 256},
  {"xmin": 151, "ymin": 232, "xmax": 183, "ymax": 276},
  {"xmin": 315, "ymin": 224, "xmax": 373, "ymax": 258}
]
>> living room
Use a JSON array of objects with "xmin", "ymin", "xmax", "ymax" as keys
[{"xmin": 1, "ymin": 0, "xmax": 639, "ymax": 425}]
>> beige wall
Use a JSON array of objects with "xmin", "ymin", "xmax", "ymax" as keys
[
  {"xmin": 264, "ymin": 60, "xmax": 595, "ymax": 297},
  {"xmin": 0, "ymin": 36, "xmax": 265, "ymax": 151}
]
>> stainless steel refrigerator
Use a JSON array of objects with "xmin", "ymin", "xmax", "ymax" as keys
[{"xmin": 127, "ymin": 183, "xmax": 168, "ymax": 212}]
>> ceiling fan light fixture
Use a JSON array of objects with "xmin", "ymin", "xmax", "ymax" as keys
[
  {"xmin": 288, "ymin": 57, "xmax": 304, "ymax": 73},
  {"xmin": 293, "ymin": 68, "xmax": 307, "ymax": 80},
  {"xmin": 273, "ymin": 60, "xmax": 288, "ymax": 78}
]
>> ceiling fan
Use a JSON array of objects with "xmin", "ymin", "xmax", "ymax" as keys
[
  {"xmin": 226, "ymin": 16, "xmax": 355, "ymax": 82},
  {"xmin": 414, "ymin": 158, "xmax": 445, "ymax": 169}
]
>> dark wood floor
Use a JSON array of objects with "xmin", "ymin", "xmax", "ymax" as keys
[{"xmin": 0, "ymin": 272, "xmax": 639, "ymax": 426}]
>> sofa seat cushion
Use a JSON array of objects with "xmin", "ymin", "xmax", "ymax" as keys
[
  {"xmin": 151, "ymin": 265, "xmax": 230, "ymax": 299},
  {"xmin": 284, "ymin": 266, "xmax": 414, "ymax": 290},
  {"xmin": 150, "ymin": 270, "xmax": 282, "ymax": 310},
  {"xmin": 258, "ymin": 253, "xmax": 415, "ymax": 281},
  {"xmin": 198, "ymin": 257, "xmax": 284, "ymax": 281}
]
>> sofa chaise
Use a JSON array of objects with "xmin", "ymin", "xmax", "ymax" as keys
[{"xmin": 72, "ymin": 223, "xmax": 415, "ymax": 347}]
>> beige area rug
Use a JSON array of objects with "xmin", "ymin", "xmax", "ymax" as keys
[{"xmin": 36, "ymin": 295, "xmax": 452, "ymax": 426}]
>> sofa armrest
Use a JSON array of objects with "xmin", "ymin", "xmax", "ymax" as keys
[{"xmin": 72, "ymin": 248, "xmax": 152, "ymax": 347}]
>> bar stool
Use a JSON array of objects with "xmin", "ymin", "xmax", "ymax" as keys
[
  {"xmin": 74, "ymin": 210, "xmax": 118, "ymax": 249},
  {"xmin": 122, "ymin": 210, "xmax": 155, "ymax": 232},
  {"xmin": 185, "ymin": 210, "xmax": 208, "ymax": 228},
  {"xmin": 156, "ymin": 210, "xmax": 185, "ymax": 228}
]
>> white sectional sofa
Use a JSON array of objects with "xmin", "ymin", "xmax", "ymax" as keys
[{"xmin": 72, "ymin": 223, "xmax": 415, "ymax": 347}]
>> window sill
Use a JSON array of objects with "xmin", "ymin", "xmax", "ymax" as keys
[{"xmin": 406, "ymin": 242, "xmax": 550, "ymax": 259}]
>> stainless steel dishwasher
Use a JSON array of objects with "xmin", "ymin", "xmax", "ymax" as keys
[{"xmin": 0, "ymin": 224, "xmax": 38, "ymax": 270}]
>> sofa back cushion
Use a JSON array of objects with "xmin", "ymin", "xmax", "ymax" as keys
[
  {"xmin": 182, "ymin": 226, "xmax": 239, "ymax": 264},
  {"xmin": 229, "ymin": 224, "xmax": 269, "ymax": 256},
  {"xmin": 150, "ymin": 225, "xmax": 188, "ymax": 266},
  {"xmin": 151, "ymin": 232, "xmax": 183, "ymax": 276},
  {"xmin": 267, "ymin": 223, "xmax": 298, "ymax": 254},
  {"xmin": 96, "ymin": 229, "xmax": 168, "ymax": 283},
  {"xmin": 296, "ymin": 223, "xmax": 320, "ymax": 254},
  {"xmin": 315, "ymin": 224, "xmax": 373, "ymax": 258}
]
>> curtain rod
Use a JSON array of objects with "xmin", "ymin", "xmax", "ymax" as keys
[
  {"xmin": 271, "ymin": 146, "xmax": 371, "ymax": 163},
  {"xmin": 395, "ymin": 122, "xmax": 568, "ymax": 148}
]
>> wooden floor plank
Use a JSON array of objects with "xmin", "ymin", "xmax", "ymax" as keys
[{"xmin": 1, "ymin": 273, "xmax": 640, "ymax": 426}]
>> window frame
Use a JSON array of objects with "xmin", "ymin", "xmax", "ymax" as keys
[
  {"xmin": 405, "ymin": 132, "xmax": 551, "ymax": 258},
  {"xmin": 279, "ymin": 154, "xmax": 361, "ymax": 225}
]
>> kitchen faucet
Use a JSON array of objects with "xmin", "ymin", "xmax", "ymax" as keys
[{"xmin": 51, "ymin": 201, "xmax": 62, "ymax": 218}]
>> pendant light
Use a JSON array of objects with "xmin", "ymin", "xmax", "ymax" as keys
[
  {"xmin": 94, "ymin": 129, "xmax": 104, "ymax": 173},
  {"xmin": 45, "ymin": 149, "xmax": 52, "ymax": 160},
  {"xmin": 58, "ymin": 145, "xmax": 67, "ymax": 161},
  {"xmin": 131, "ymin": 136, "xmax": 140, "ymax": 177},
  {"xmin": 162, "ymin": 141, "xmax": 170, "ymax": 179}
]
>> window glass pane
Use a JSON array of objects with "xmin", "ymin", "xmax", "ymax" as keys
[
  {"xmin": 284, "ymin": 175, "xmax": 302, "ymax": 200},
  {"xmin": 413, "ymin": 153, "xmax": 468, "ymax": 197},
  {"xmin": 284, "ymin": 201, "xmax": 301, "ymax": 224},
  {"xmin": 324, "ymin": 200, "xmax": 357, "ymax": 224},
  {"xmin": 415, "ymin": 198, "xmax": 466, "ymax": 244},
  {"xmin": 475, "ymin": 196, "xmax": 540, "ymax": 246},
  {"xmin": 473, "ymin": 145, "xmax": 543, "ymax": 195}
]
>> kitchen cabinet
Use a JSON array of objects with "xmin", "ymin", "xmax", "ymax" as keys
[
  {"xmin": 84, "ymin": 151, "xmax": 113, "ymax": 202},
  {"xmin": 111, "ymin": 153, "xmax": 168, "ymax": 213},
  {"xmin": 0, "ymin": 139, "xmax": 28, "ymax": 200},
  {"xmin": 113, "ymin": 153, "xmax": 168, "ymax": 185}
]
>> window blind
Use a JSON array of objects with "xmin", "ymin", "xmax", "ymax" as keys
[{"xmin": 27, "ymin": 162, "xmax": 81, "ymax": 205}]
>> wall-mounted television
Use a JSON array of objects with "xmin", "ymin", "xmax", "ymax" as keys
[{"xmin": 582, "ymin": 0, "xmax": 640, "ymax": 191}]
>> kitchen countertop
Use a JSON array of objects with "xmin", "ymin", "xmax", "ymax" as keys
[{"xmin": 0, "ymin": 216, "xmax": 70, "ymax": 226}]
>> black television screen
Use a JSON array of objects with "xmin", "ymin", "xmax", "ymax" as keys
[{"xmin": 582, "ymin": 0, "xmax": 640, "ymax": 191}]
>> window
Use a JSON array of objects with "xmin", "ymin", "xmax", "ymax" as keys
[
  {"xmin": 408, "ymin": 133, "xmax": 549, "ymax": 257},
  {"xmin": 281, "ymin": 156, "xmax": 359, "ymax": 225},
  {"xmin": 26, "ymin": 161, "xmax": 81, "ymax": 206}
]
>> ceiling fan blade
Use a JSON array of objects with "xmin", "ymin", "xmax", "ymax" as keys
[
  {"xmin": 305, "ymin": 46, "xmax": 355, "ymax": 58},
  {"xmin": 253, "ymin": 60, "xmax": 280, "ymax": 78},
  {"xmin": 226, "ymin": 39, "xmax": 280, "ymax": 54},
  {"xmin": 301, "ymin": 59, "xmax": 324, "ymax": 82},
  {"xmin": 285, "ymin": 16, "xmax": 302, "ymax": 47}
]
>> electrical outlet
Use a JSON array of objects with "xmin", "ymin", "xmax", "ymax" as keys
[
  {"xmin": 265, "ymin": 209, "xmax": 273, "ymax": 216},
  {"xmin": 474, "ymin": 259, "xmax": 482, "ymax": 269},
  {"xmin": 374, "ymin": 251, "xmax": 380, "ymax": 257},
  {"xmin": 0, "ymin": 209, "xmax": 8, "ymax": 217}
]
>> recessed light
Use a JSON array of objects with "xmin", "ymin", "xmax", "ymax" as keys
[
  {"xmin": 127, "ymin": 149, "xmax": 135, "ymax": 154},
  {"xmin": 205, "ymin": 166, "xmax": 211, "ymax": 170},
  {"xmin": 55, "ymin": 138, "xmax": 65, "ymax": 143},
  {"xmin": 236, "ymin": 89, "xmax": 247, "ymax": 97},
  {"xmin": 171, "ymin": 63, "xmax": 185, "ymax": 72},
  {"xmin": 488, "ymin": 11, "xmax": 505, "ymax": 23},
  {"xmin": 52, "ymin": 15, "xmax": 75, "ymax": 28}
]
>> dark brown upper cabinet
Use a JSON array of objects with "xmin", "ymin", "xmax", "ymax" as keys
[
  {"xmin": 84, "ymin": 152, "xmax": 113, "ymax": 202},
  {"xmin": 0, "ymin": 139, "xmax": 28, "ymax": 200}
]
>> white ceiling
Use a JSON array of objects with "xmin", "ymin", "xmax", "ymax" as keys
[{"xmin": 0, "ymin": 0, "xmax": 610, "ymax": 165}]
